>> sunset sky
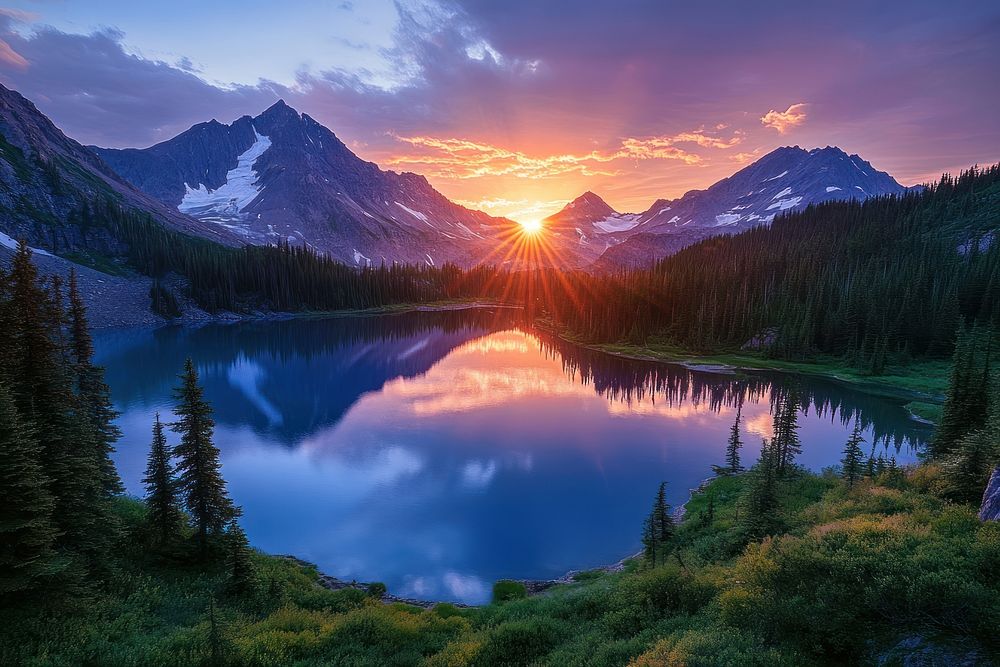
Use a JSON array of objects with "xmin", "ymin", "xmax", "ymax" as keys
[{"xmin": 1, "ymin": 0, "xmax": 998, "ymax": 222}]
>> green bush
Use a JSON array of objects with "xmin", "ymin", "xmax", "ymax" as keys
[{"xmin": 491, "ymin": 580, "xmax": 528, "ymax": 603}]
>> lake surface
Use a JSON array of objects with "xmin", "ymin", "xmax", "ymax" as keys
[{"xmin": 95, "ymin": 310, "xmax": 932, "ymax": 604}]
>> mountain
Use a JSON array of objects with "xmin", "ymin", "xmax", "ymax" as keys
[
  {"xmin": 96, "ymin": 101, "xmax": 518, "ymax": 268},
  {"xmin": 0, "ymin": 84, "xmax": 238, "ymax": 255},
  {"xmin": 593, "ymin": 146, "xmax": 909, "ymax": 269},
  {"xmin": 538, "ymin": 192, "xmax": 643, "ymax": 264}
]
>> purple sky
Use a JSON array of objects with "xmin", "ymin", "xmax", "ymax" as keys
[{"xmin": 1, "ymin": 0, "xmax": 998, "ymax": 221}]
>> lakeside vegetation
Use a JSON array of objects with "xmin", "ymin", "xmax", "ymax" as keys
[{"xmin": 2, "ymin": 165, "xmax": 1000, "ymax": 664}]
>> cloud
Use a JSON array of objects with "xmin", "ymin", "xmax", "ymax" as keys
[
  {"xmin": 0, "ymin": 39, "xmax": 26, "ymax": 69},
  {"xmin": 760, "ymin": 103, "xmax": 809, "ymax": 134},
  {"xmin": 0, "ymin": 0, "xmax": 997, "ymax": 201},
  {"xmin": 386, "ymin": 128, "xmax": 742, "ymax": 180}
]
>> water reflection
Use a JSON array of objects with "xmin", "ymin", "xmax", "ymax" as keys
[{"xmin": 96, "ymin": 311, "xmax": 932, "ymax": 604}]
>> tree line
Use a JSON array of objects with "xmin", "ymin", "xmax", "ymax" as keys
[
  {"xmin": 531, "ymin": 164, "xmax": 1000, "ymax": 372},
  {"xmin": 0, "ymin": 240, "xmax": 253, "ymax": 602}
]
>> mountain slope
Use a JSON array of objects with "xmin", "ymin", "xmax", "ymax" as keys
[
  {"xmin": 0, "ymin": 83, "xmax": 239, "ymax": 256},
  {"xmin": 595, "ymin": 146, "xmax": 909, "ymax": 269},
  {"xmin": 538, "ymin": 192, "xmax": 642, "ymax": 264},
  {"xmin": 96, "ymin": 101, "xmax": 519, "ymax": 267}
]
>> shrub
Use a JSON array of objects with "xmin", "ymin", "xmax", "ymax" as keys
[
  {"xmin": 366, "ymin": 582, "xmax": 387, "ymax": 599},
  {"xmin": 492, "ymin": 580, "xmax": 528, "ymax": 603},
  {"xmin": 474, "ymin": 618, "xmax": 567, "ymax": 666}
]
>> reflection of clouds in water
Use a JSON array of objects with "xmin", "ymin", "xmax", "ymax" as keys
[
  {"xmin": 397, "ymin": 337, "xmax": 430, "ymax": 360},
  {"xmin": 443, "ymin": 572, "xmax": 488, "ymax": 601},
  {"xmin": 227, "ymin": 354, "xmax": 283, "ymax": 425},
  {"xmin": 461, "ymin": 460, "xmax": 497, "ymax": 488},
  {"xmin": 743, "ymin": 409, "xmax": 775, "ymax": 440},
  {"xmin": 461, "ymin": 453, "xmax": 534, "ymax": 490},
  {"xmin": 397, "ymin": 571, "xmax": 489, "ymax": 604}
]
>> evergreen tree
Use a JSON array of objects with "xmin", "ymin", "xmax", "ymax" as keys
[
  {"xmin": 724, "ymin": 403, "xmax": 744, "ymax": 474},
  {"xmin": 225, "ymin": 521, "xmax": 255, "ymax": 594},
  {"xmin": 0, "ymin": 383, "xmax": 61, "ymax": 595},
  {"xmin": 7, "ymin": 241, "xmax": 110, "ymax": 573},
  {"xmin": 841, "ymin": 421, "xmax": 866, "ymax": 487},
  {"xmin": 933, "ymin": 324, "xmax": 992, "ymax": 458},
  {"xmin": 68, "ymin": 270, "xmax": 123, "ymax": 496},
  {"xmin": 641, "ymin": 482, "xmax": 674, "ymax": 565},
  {"xmin": 773, "ymin": 393, "xmax": 802, "ymax": 474},
  {"xmin": 143, "ymin": 414, "xmax": 183, "ymax": 546},
  {"xmin": 741, "ymin": 438, "xmax": 782, "ymax": 539},
  {"xmin": 943, "ymin": 427, "xmax": 999, "ymax": 504},
  {"xmin": 172, "ymin": 359, "xmax": 238, "ymax": 558}
]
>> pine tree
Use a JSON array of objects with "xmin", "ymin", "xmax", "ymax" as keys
[
  {"xmin": 841, "ymin": 421, "xmax": 866, "ymax": 487},
  {"xmin": 68, "ymin": 270, "xmax": 123, "ymax": 496},
  {"xmin": 932, "ymin": 324, "xmax": 991, "ymax": 458},
  {"xmin": 724, "ymin": 404, "xmax": 744, "ymax": 474},
  {"xmin": 773, "ymin": 392, "xmax": 802, "ymax": 474},
  {"xmin": 225, "ymin": 521, "xmax": 255, "ymax": 593},
  {"xmin": 741, "ymin": 438, "xmax": 782, "ymax": 539},
  {"xmin": 943, "ymin": 427, "xmax": 998, "ymax": 504},
  {"xmin": 641, "ymin": 482, "xmax": 674, "ymax": 565},
  {"xmin": 0, "ymin": 383, "xmax": 61, "ymax": 595},
  {"xmin": 143, "ymin": 414, "xmax": 183, "ymax": 546},
  {"xmin": 7, "ymin": 241, "xmax": 110, "ymax": 572},
  {"xmin": 172, "ymin": 359, "xmax": 238, "ymax": 558}
]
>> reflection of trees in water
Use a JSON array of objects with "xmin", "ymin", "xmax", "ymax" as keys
[
  {"xmin": 95, "ymin": 310, "xmax": 930, "ymax": 454},
  {"xmin": 536, "ymin": 335, "xmax": 931, "ymax": 453}
]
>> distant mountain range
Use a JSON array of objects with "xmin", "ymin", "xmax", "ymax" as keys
[
  {"xmin": 94, "ymin": 100, "xmax": 517, "ymax": 268},
  {"xmin": 545, "ymin": 146, "xmax": 910, "ymax": 269},
  {"xmin": 0, "ymin": 83, "xmax": 912, "ymax": 273},
  {"xmin": 0, "ymin": 84, "xmax": 239, "ymax": 256}
]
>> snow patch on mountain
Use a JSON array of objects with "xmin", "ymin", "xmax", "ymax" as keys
[
  {"xmin": 353, "ymin": 249, "xmax": 372, "ymax": 267},
  {"xmin": 0, "ymin": 230, "xmax": 52, "ymax": 256},
  {"xmin": 826, "ymin": 186, "xmax": 842, "ymax": 192},
  {"xmin": 715, "ymin": 213, "xmax": 743, "ymax": 226},
  {"xmin": 395, "ymin": 202, "xmax": 430, "ymax": 224},
  {"xmin": 594, "ymin": 213, "xmax": 642, "ymax": 233},
  {"xmin": 766, "ymin": 196, "xmax": 804, "ymax": 211},
  {"xmin": 178, "ymin": 127, "xmax": 271, "ymax": 220}
]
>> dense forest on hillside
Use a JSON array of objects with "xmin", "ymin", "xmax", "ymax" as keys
[{"xmin": 533, "ymin": 165, "xmax": 1000, "ymax": 372}]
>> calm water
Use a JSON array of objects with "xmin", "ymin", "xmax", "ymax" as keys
[{"xmin": 95, "ymin": 310, "xmax": 931, "ymax": 604}]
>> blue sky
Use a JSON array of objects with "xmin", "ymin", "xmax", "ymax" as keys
[{"xmin": 1, "ymin": 0, "xmax": 998, "ymax": 220}]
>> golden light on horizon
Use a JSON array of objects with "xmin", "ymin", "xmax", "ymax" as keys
[{"xmin": 519, "ymin": 218, "xmax": 543, "ymax": 234}]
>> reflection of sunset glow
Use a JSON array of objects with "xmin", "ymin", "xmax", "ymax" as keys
[
  {"xmin": 372, "ymin": 331, "xmax": 761, "ymax": 425},
  {"xmin": 743, "ymin": 410, "xmax": 774, "ymax": 440}
]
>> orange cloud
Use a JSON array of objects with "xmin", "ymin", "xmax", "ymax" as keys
[
  {"xmin": 453, "ymin": 197, "xmax": 572, "ymax": 222},
  {"xmin": 388, "ymin": 127, "xmax": 741, "ymax": 180},
  {"xmin": 761, "ymin": 103, "xmax": 808, "ymax": 133},
  {"xmin": 0, "ymin": 39, "xmax": 28, "ymax": 70}
]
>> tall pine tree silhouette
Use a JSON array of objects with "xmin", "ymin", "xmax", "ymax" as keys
[
  {"xmin": 841, "ymin": 420, "xmax": 866, "ymax": 487},
  {"xmin": 641, "ymin": 482, "xmax": 674, "ymax": 565},
  {"xmin": 172, "ymin": 359, "xmax": 238, "ymax": 558},
  {"xmin": 725, "ymin": 402, "xmax": 744, "ymax": 474},
  {"xmin": 143, "ymin": 414, "xmax": 183, "ymax": 546},
  {"xmin": 68, "ymin": 270, "xmax": 122, "ymax": 496}
]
